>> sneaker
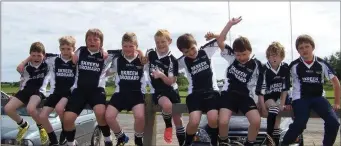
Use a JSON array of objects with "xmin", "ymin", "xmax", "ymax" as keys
[
  {"xmin": 105, "ymin": 141, "xmax": 113, "ymax": 146},
  {"xmin": 16, "ymin": 123, "xmax": 30, "ymax": 142},
  {"xmin": 39, "ymin": 128, "xmax": 49, "ymax": 145},
  {"xmin": 164, "ymin": 127, "xmax": 173, "ymax": 143},
  {"xmin": 116, "ymin": 135, "xmax": 129, "ymax": 146}
]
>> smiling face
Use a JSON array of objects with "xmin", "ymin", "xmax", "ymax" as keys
[
  {"xmin": 180, "ymin": 44, "xmax": 198, "ymax": 59},
  {"xmin": 30, "ymin": 51, "xmax": 44, "ymax": 65},
  {"xmin": 122, "ymin": 41, "xmax": 137, "ymax": 58},
  {"xmin": 155, "ymin": 36, "xmax": 172, "ymax": 54}
]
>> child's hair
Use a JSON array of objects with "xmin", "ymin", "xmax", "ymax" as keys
[
  {"xmin": 59, "ymin": 36, "xmax": 76, "ymax": 49},
  {"xmin": 154, "ymin": 29, "xmax": 171, "ymax": 40},
  {"xmin": 266, "ymin": 41, "xmax": 285, "ymax": 59},
  {"xmin": 176, "ymin": 33, "xmax": 197, "ymax": 52},
  {"xmin": 295, "ymin": 34, "xmax": 315, "ymax": 49},
  {"xmin": 122, "ymin": 32, "xmax": 138, "ymax": 46},
  {"xmin": 232, "ymin": 36, "xmax": 252, "ymax": 52},
  {"xmin": 85, "ymin": 28, "xmax": 104, "ymax": 47},
  {"xmin": 29, "ymin": 42, "xmax": 45, "ymax": 54}
]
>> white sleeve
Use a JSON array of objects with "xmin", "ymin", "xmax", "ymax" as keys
[
  {"xmin": 202, "ymin": 40, "xmax": 220, "ymax": 59},
  {"xmin": 322, "ymin": 62, "xmax": 336, "ymax": 80},
  {"xmin": 220, "ymin": 45, "xmax": 235, "ymax": 63},
  {"xmin": 178, "ymin": 57, "xmax": 186, "ymax": 72},
  {"xmin": 109, "ymin": 57, "xmax": 118, "ymax": 73}
]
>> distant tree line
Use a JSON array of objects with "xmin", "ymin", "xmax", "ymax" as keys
[{"xmin": 324, "ymin": 51, "xmax": 341, "ymax": 80}]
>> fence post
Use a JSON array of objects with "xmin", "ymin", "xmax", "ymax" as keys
[{"xmin": 143, "ymin": 94, "xmax": 157, "ymax": 146}]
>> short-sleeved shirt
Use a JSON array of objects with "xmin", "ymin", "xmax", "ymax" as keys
[
  {"xmin": 257, "ymin": 61, "xmax": 290, "ymax": 99},
  {"xmin": 110, "ymin": 54, "xmax": 147, "ymax": 93},
  {"xmin": 45, "ymin": 54, "xmax": 76, "ymax": 94},
  {"xmin": 20, "ymin": 61, "xmax": 50, "ymax": 94},
  {"xmin": 290, "ymin": 56, "xmax": 336, "ymax": 100},
  {"xmin": 145, "ymin": 49, "xmax": 179, "ymax": 93},
  {"xmin": 71, "ymin": 46, "xmax": 113, "ymax": 90},
  {"xmin": 178, "ymin": 39, "xmax": 220, "ymax": 94},
  {"xmin": 220, "ymin": 45, "xmax": 263, "ymax": 98}
]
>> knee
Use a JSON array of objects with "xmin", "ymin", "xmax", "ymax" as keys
[
  {"xmin": 162, "ymin": 102, "xmax": 173, "ymax": 113},
  {"xmin": 105, "ymin": 112, "xmax": 117, "ymax": 122},
  {"xmin": 55, "ymin": 105, "xmax": 65, "ymax": 116},
  {"xmin": 134, "ymin": 113, "xmax": 145, "ymax": 123},
  {"xmin": 26, "ymin": 106, "xmax": 36, "ymax": 116},
  {"xmin": 39, "ymin": 112, "xmax": 48, "ymax": 120},
  {"xmin": 63, "ymin": 114, "xmax": 76, "ymax": 125},
  {"xmin": 4, "ymin": 104, "xmax": 14, "ymax": 114},
  {"xmin": 94, "ymin": 108, "xmax": 106, "ymax": 118},
  {"xmin": 189, "ymin": 119, "xmax": 200, "ymax": 127}
]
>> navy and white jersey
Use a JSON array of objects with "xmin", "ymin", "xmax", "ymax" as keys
[
  {"xmin": 290, "ymin": 56, "xmax": 336, "ymax": 100},
  {"xmin": 257, "ymin": 62, "xmax": 290, "ymax": 99},
  {"xmin": 110, "ymin": 54, "xmax": 147, "ymax": 93},
  {"xmin": 72, "ymin": 46, "xmax": 112, "ymax": 89},
  {"xmin": 221, "ymin": 45, "xmax": 263, "ymax": 98},
  {"xmin": 146, "ymin": 49, "xmax": 179, "ymax": 93},
  {"xmin": 20, "ymin": 61, "xmax": 50, "ymax": 93},
  {"xmin": 178, "ymin": 39, "xmax": 219, "ymax": 94},
  {"xmin": 45, "ymin": 54, "xmax": 76, "ymax": 94}
]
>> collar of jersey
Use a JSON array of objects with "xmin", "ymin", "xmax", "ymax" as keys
[
  {"xmin": 58, "ymin": 54, "xmax": 72, "ymax": 63},
  {"xmin": 28, "ymin": 61, "xmax": 43, "ymax": 69},
  {"xmin": 123, "ymin": 54, "xmax": 138, "ymax": 63},
  {"xmin": 155, "ymin": 49, "xmax": 171, "ymax": 59},
  {"xmin": 266, "ymin": 61, "xmax": 283, "ymax": 74},
  {"xmin": 299, "ymin": 55, "xmax": 316, "ymax": 68},
  {"xmin": 87, "ymin": 48, "xmax": 100, "ymax": 55}
]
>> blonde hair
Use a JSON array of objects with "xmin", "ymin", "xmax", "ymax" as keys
[
  {"xmin": 85, "ymin": 28, "xmax": 104, "ymax": 47},
  {"xmin": 59, "ymin": 36, "xmax": 76, "ymax": 48},
  {"xmin": 154, "ymin": 29, "xmax": 171, "ymax": 40},
  {"xmin": 266, "ymin": 41, "xmax": 285, "ymax": 59},
  {"xmin": 122, "ymin": 32, "xmax": 138, "ymax": 46}
]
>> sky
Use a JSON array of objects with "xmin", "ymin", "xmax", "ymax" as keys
[{"xmin": 1, "ymin": 2, "xmax": 340, "ymax": 82}]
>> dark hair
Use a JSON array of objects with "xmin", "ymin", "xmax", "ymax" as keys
[
  {"xmin": 29, "ymin": 42, "xmax": 45, "ymax": 54},
  {"xmin": 232, "ymin": 36, "xmax": 252, "ymax": 52},
  {"xmin": 176, "ymin": 33, "xmax": 197, "ymax": 52},
  {"xmin": 295, "ymin": 34, "xmax": 315, "ymax": 49}
]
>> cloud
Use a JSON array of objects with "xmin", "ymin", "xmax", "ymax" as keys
[{"xmin": 1, "ymin": 2, "xmax": 340, "ymax": 82}]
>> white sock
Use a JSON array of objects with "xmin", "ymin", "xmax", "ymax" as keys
[
  {"xmin": 67, "ymin": 141, "xmax": 75, "ymax": 146},
  {"xmin": 104, "ymin": 136, "xmax": 111, "ymax": 142}
]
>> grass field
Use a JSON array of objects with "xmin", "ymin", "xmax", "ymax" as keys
[{"xmin": 1, "ymin": 83, "xmax": 337, "ymax": 104}]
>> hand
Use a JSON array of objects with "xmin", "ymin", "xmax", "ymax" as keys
[
  {"xmin": 279, "ymin": 104, "xmax": 285, "ymax": 111},
  {"xmin": 135, "ymin": 50, "xmax": 148, "ymax": 64},
  {"xmin": 333, "ymin": 104, "xmax": 340, "ymax": 111},
  {"xmin": 228, "ymin": 16, "xmax": 242, "ymax": 26},
  {"xmin": 204, "ymin": 32, "xmax": 216, "ymax": 41},
  {"xmin": 100, "ymin": 49, "xmax": 108, "ymax": 60},
  {"xmin": 285, "ymin": 105, "xmax": 292, "ymax": 111},
  {"xmin": 151, "ymin": 69, "xmax": 165, "ymax": 79},
  {"xmin": 17, "ymin": 63, "xmax": 25, "ymax": 73},
  {"xmin": 72, "ymin": 55, "xmax": 78, "ymax": 64}
]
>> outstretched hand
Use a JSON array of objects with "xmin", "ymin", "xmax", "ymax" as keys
[
  {"xmin": 228, "ymin": 16, "xmax": 242, "ymax": 26},
  {"xmin": 204, "ymin": 32, "xmax": 217, "ymax": 41}
]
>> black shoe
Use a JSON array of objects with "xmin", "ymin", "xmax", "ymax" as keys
[
  {"xmin": 48, "ymin": 143, "xmax": 59, "ymax": 146},
  {"xmin": 105, "ymin": 141, "xmax": 113, "ymax": 146}
]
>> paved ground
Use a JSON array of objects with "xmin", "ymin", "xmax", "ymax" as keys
[{"xmin": 109, "ymin": 114, "xmax": 340, "ymax": 146}]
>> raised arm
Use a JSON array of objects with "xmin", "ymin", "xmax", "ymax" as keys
[
  {"xmin": 217, "ymin": 16, "xmax": 242, "ymax": 51},
  {"xmin": 17, "ymin": 56, "xmax": 31, "ymax": 73}
]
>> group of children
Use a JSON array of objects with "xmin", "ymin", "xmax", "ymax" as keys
[{"xmin": 4, "ymin": 16, "xmax": 340, "ymax": 146}]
